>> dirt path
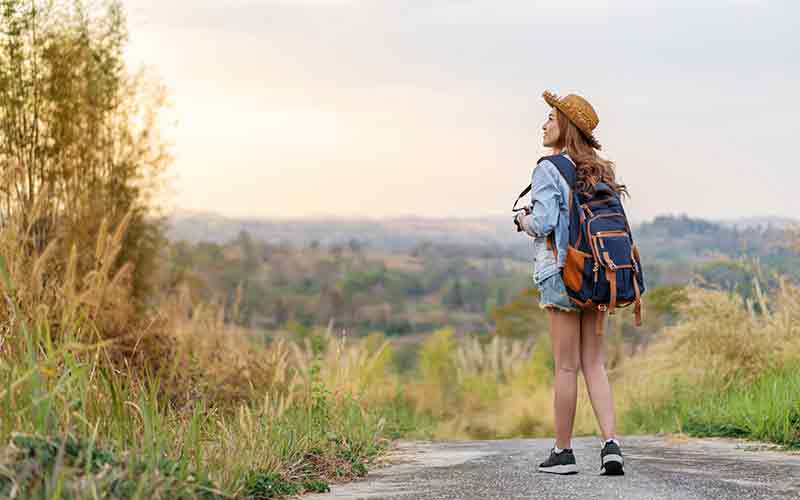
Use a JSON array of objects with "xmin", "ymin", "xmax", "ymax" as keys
[{"xmin": 303, "ymin": 435, "xmax": 800, "ymax": 500}]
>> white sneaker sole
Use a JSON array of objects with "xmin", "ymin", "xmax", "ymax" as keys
[
  {"xmin": 538, "ymin": 464, "xmax": 578, "ymax": 475},
  {"xmin": 601, "ymin": 454, "xmax": 624, "ymax": 475}
]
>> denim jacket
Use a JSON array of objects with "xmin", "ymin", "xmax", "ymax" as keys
[{"xmin": 519, "ymin": 154, "xmax": 573, "ymax": 284}]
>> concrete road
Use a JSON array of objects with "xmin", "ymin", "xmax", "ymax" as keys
[{"xmin": 304, "ymin": 436, "xmax": 800, "ymax": 500}]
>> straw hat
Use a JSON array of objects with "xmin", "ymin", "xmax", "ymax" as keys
[{"xmin": 543, "ymin": 90, "xmax": 602, "ymax": 150}]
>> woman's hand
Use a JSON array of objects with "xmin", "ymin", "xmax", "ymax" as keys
[{"xmin": 514, "ymin": 210, "xmax": 529, "ymax": 233}]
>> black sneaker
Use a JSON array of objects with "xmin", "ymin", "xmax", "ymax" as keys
[
  {"xmin": 600, "ymin": 440, "xmax": 624, "ymax": 476},
  {"xmin": 538, "ymin": 448, "xmax": 578, "ymax": 475}
]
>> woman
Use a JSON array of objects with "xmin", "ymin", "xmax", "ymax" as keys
[{"xmin": 514, "ymin": 91, "xmax": 627, "ymax": 476}]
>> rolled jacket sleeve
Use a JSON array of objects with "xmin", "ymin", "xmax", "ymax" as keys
[{"xmin": 521, "ymin": 160, "xmax": 562, "ymax": 238}]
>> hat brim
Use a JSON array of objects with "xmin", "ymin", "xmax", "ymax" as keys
[{"xmin": 543, "ymin": 91, "xmax": 602, "ymax": 150}]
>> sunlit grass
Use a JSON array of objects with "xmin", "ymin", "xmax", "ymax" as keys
[
  {"xmin": 0, "ymin": 307, "xmax": 403, "ymax": 497},
  {"xmin": 2, "ymin": 198, "xmax": 798, "ymax": 497},
  {"xmin": 618, "ymin": 282, "xmax": 800, "ymax": 447},
  {"xmin": 0, "ymin": 216, "xmax": 411, "ymax": 497},
  {"xmin": 621, "ymin": 365, "xmax": 800, "ymax": 448}
]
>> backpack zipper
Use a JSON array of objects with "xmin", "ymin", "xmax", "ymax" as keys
[
  {"xmin": 594, "ymin": 230, "xmax": 629, "ymax": 238},
  {"xmin": 587, "ymin": 214, "xmax": 627, "ymax": 268}
]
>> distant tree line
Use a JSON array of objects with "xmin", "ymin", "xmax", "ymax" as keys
[{"xmin": 162, "ymin": 231, "xmax": 532, "ymax": 336}]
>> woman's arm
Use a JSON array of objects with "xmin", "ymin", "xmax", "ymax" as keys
[{"xmin": 519, "ymin": 160, "xmax": 562, "ymax": 238}]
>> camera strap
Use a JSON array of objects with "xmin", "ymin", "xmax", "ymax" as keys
[{"xmin": 512, "ymin": 184, "xmax": 531, "ymax": 213}]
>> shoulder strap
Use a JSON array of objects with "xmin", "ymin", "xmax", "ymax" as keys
[
  {"xmin": 539, "ymin": 154, "xmax": 577, "ymax": 190},
  {"xmin": 512, "ymin": 154, "xmax": 576, "ymax": 212}
]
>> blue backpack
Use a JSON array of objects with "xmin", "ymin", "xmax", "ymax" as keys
[{"xmin": 517, "ymin": 154, "xmax": 646, "ymax": 334}]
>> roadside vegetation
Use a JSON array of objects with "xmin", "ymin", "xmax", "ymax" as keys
[
  {"xmin": 618, "ymin": 281, "xmax": 800, "ymax": 448},
  {"xmin": 0, "ymin": 1, "xmax": 415, "ymax": 497}
]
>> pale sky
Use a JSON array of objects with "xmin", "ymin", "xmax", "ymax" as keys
[{"xmin": 124, "ymin": 0, "xmax": 799, "ymax": 222}]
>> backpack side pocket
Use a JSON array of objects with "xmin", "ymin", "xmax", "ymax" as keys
[{"xmin": 563, "ymin": 245, "xmax": 592, "ymax": 293}]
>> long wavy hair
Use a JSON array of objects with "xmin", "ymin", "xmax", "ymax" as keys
[{"xmin": 555, "ymin": 109, "xmax": 628, "ymax": 199}]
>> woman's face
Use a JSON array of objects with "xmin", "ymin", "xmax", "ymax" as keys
[{"xmin": 542, "ymin": 109, "xmax": 560, "ymax": 148}]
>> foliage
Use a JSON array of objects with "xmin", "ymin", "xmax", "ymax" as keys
[
  {"xmin": 0, "ymin": 273, "xmax": 407, "ymax": 497},
  {"xmin": 163, "ymin": 216, "xmax": 800, "ymax": 346},
  {"xmin": 0, "ymin": 0, "xmax": 169, "ymax": 306},
  {"xmin": 414, "ymin": 329, "xmax": 460, "ymax": 418},
  {"xmin": 162, "ymin": 235, "xmax": 532, "ymax": 337},
  {"xmin": 619, "ymin": 280, "xmax": 800, "ymax": 446},
  {"xmin": 489, "ymin": 288, "xmax": 547, "ymax": 339},
  {"xmin": 0, "ymin": 3, "xmax": 401, "ymax": 498},
  {"xmin": 622, "ymin": 365, "xmax": 800, "ymax": 448},
  {"xmin": 0, "ymin": 434, "xmax": 223, "ymax": 499},
  {"xmin": 242, "ymin": 471, "xmax": 299, "ymax": 498},
  {"xmin": 636, "ymin": 214, "xmax": 790, "ymax": 261}
]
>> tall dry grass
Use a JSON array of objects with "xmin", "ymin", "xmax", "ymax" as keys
[
  {"xmin": 620, "ymin": 281, "xmax": 800, "ymax": 397},
  {"xmin": 0, "ymin": 200, "xmax": 413, "ymax": 497},
  {"xmin": 617, "ymin": 280, "xmax": 800, "ymax": 442},
  {"xmin": 3, "ymin": 189, "xmax": 797, "ymax": 496},
  {"xmin": 400, "ymin": 277, "xmax": 800, "ymax": 444},
  {"xmin": 407, "ymin": 329, "xmax": 603, "ymax": 440},
  {"xmin": 0, "ymin": 195, "xmax": 172, "ymax": 374}
]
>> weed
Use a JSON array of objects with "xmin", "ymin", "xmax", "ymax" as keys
[
  {"xmin": 302, "ymin": 479, "xmax": 330, "ymax": 493},
  {"xmin": 242, "ymin": 471, "xmax": 298, "ymax": 499}
]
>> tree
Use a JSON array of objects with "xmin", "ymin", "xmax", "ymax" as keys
[
  {"xmin": 0, "ymin": 0, "xmax": 170, "ymax": 305},
  {"xmin": 236, "ymin": 229, "xmax": 258, "ymax": 272},
  {"xmin": 443, "ymin": 279, "xmax": 464, "ymax": 309},
  {"xmin": 490, "ymin": 288, "xmax": 548, "ymax": 339},
  {"xmin": 347, "ymin": 238, "xmax": 362, "ymax": 253}
]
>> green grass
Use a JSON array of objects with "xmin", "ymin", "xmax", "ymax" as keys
[
  {"xmin": 621, "ymin": 364, "xmax": 800, "ymax": 448},
  {"xmin": 0, "ymin": 242, "xmax": 436, "ymax": 499},
  {"xmin": 0, "ymin": 313, "xmax": 406, "ymax": 498},
  {"xmin": 374, "ymin": 391, "xmax": 437, "ymax": 440}
]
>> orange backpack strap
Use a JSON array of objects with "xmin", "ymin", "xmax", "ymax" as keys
[
  {"xmin": 595, "ymin": 305, "xmax": 607, "ymax": 336},
  {"xmin": 605, "ymin": 266, "xmax": 618, "ymax": 314},
  {"xmin": 633, "ymin": 273, "xmax": 643, "ymax": 327}
]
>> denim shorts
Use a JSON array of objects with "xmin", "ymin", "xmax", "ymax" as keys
[{"xmin": 536, "ymin": 272, "xmax": 580, "ymax": 312}]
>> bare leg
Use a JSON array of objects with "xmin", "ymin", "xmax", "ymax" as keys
[
  {"xmin": 579, "ymin": 310, "xmax": 617, "ymax": 441},
  {"xmin": 548, "ymin": 309, "xmax": 581, "ymax": 449}
]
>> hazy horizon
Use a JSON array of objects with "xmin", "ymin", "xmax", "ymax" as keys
[
  {"xmin": 170, "ymin": 206, "xmax": 797, "ymax": 227},
  {"xmin": 125, "ymin": 0, "xmax": 799, "ymax": 221}
]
